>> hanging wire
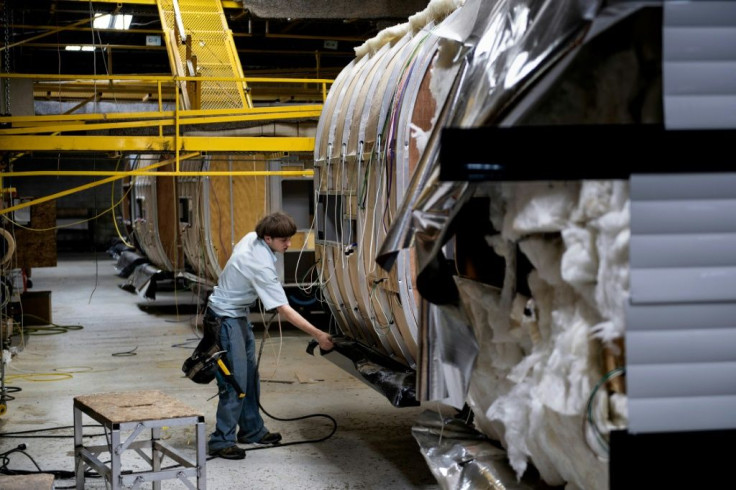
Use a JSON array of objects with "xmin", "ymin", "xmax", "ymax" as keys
[
  {"xmin": 250, "ymin": 310, "xmax": 337, "ymax": 450},
  {"xmin": 584, "ymin": 366, "xmax": 626, "ymax": 458},
  {"xmin": 2, "ymin": 1, "xmax": 11, "ymax": 114},
  {"xmin": 110, "ymin": 154, "xmax": 135, "ymax": 248}
]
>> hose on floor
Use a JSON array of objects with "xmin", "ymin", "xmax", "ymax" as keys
[
  {"xmin": 0, "ymin": 439, "xmax": 103, "ymax": 489},
  {"xmin": 248, "ymin": 311, "xmax": 338, "ymax": 451}
]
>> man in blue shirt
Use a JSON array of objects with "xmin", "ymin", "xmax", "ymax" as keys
[{"xmin": 205, "ymin": 212, "xmax": 334, "ymax": 460}]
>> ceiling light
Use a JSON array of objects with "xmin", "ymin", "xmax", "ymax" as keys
[{"xmin": 93, "ymin": 13, "xmax": 133, "ymax": 30}]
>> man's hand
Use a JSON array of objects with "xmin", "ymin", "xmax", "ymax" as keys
[
  {"xmin": 277, "ymin": 303, "xmax": 335, "ymax": 352},
  {"xmin": 317, "ymin": 332, "xmax": 334, "ymax": 352}
]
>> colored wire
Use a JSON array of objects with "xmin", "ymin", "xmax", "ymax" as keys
[
  {"xmin": 584, "ymin": 366, "xmax": 625, "ymax": 457},
  {"xmin": 21, "ymin": 315, "xmax": 83, "ymax": 335},
  {"xmin": 252, "ymin": 314, "xmax": 337, "ymax": 450}
]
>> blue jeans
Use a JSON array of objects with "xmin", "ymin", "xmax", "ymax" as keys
[{"xmin": 207, "ymin": 312, "xmax": 268, "ymax": 451}]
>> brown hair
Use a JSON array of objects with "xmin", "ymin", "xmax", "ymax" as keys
[{"xmin": 255, "ymin": 212, "xmax": 297, "ymax": 239}]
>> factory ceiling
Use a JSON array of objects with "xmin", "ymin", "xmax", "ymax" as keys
[
  {"xmin": 0, "ymin": 0, "xmax": 430, "ymax": 156},
  {"xmin": 2, "ymin": 0, "xmax": 427, "ymax": 78},
  {"xmin": 0, "ymin": 0, "xmax": 428, "ymax": 176}
]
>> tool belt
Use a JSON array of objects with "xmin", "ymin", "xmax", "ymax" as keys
[{"xmin": 181, "ymin": 309, "xmax": 223, "ymax": 384}]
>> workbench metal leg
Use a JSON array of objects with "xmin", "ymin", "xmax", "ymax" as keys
[
  {"xmin": 74, "ymin": 407, "xmax": 84, "ymax": 490},
  {"xmin": 73, "ymin": 391, "xmax": 205, "ymax": 489},
  {"xmin": 152, "ymin": 426, "xmax": 161, "ymax": 490},
  {"xmin": 111, "ymin": 427, "xmax": 121, "ymax": 490},
  {"xmin": 196, "ymin": 420, "xmax": 206, "ymax": 489}
]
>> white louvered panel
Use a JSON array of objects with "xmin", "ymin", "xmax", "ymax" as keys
[
  {"xmin": 630, "ymin": 172, "xmax": 736, "ymax": 200},
  {"xmin": 630, "ymin": 200, "xmax": 736, "ymax": 234},
  {"xmin": 663, "ymin": 1, "xmax": 736, "ymax": 129},
  {"xmin": 627, "ymin": 172, "xmax": 736, "ymax": 433},
  {"xmin": 630, "ymin": 233, "xmax": 736, "ymax": 268},
  {"xmin": 627, "ymin": 362, "xmax": 736, "ymax": 398},
  {"xmin": 630, "ymin": 266, "xmax": 736, "ymax": 303},
  {"xmin": 627, "ymin": 329, "xmax": 736, "ymax": 364},
  {"xmin": 627, "ymin": 302, "xmax": 736, "ymax": 331},
  {"xmin": 628, "ymin": 396, "xmax": 736, "ymax": 433}
]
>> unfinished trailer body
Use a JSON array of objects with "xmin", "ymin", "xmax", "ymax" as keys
[
  {"xmin": 313, "ymin": 0, "xmax": 736, "ymax": 489},
  {"xmin": 177, "ymin": 153, "xmax": 270, "ymax": 283},
  {"xmin": 129, "ymin": 154, "xmax": 184, "ymax": 273},
  {"xmin": 122, "ymin": 149, "xmax": 317, "ymax": 299}
]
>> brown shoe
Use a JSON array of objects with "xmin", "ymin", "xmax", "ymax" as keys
[
  {"xmin": 238, "ymin": 431, "xmax": 282, "ymax": 446},
  {"xmin": 210, "ymin": 445, "xmax": 246, "ymax": 460}
]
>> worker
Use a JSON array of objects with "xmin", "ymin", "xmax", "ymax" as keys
[{"xmin": 205, "ymin": 211, "xmax": 334, "ymax": 460}]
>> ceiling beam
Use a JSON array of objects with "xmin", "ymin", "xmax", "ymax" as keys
[
  {"xmin": 61, "ymin": 0, "xmax": 243, "ymax": 8},
  {"xmin": 0, "ymin": 135, "xmax": 315, "ymax": 152}
]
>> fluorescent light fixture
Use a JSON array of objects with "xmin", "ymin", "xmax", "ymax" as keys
[
  {"xmin": 65, "ymin": 45, "xmax": 96, "ymax": 51},
  {"xmin": 93, "ymin": 13, "xmax": 132, "ymax": 30}
]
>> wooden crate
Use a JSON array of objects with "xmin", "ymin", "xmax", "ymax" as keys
[{"xmin": 20, "ymin": 290, "xmax": 52, "ymax": 325}]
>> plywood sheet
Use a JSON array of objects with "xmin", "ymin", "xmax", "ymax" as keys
[
  {"xmin": 0, "ymin": 474, "xmax": 55, "ymax": 490},
  {"xmin": 74, "ymin": 390, "xmax": 202, "ymax": 423},
  {"xmin": 13, "ymin": 200, "xmax": 56, "ymax": 269},
  {"xmin": 207, "ymin": 154, "xmax": 268, "ymax": 270}
]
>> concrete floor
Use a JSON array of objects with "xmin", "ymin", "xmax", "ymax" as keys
[{"xmin": 0, "ymin": 253, "xmax": 443, "ymax": 489}]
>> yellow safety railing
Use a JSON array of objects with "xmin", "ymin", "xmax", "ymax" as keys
[
  {"xmin": 0, "ymin": 72, "xmax": 331, "ymax": 212},
  {"xmin": 0, "ymin": 153, "xmax": 314, "ymax": 216},
  {"xmin": 0, "ymin": 72, "xmax": 333, "ymax": 154},
  {"xmin": 1, "ymin": 72, "xmax": 332, "ymax": 105}
]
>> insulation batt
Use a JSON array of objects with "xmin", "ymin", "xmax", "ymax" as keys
[
  {"xmin": 354, "ymin": 0, "xmax": 465, "ymax": 57},
  {"xmin": 457, "ymin": 180, "xmax": 629, "ymax": 490}
]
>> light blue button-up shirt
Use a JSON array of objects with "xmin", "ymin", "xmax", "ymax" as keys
[{"xmin": 207, "ymin": 232, "xmax": 288, "ymax": 317}]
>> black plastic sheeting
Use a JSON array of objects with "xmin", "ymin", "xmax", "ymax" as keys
[
  {"xmin": 114, "ymin": 250, "xmax": 149, "ymax": 278},
  {"xmin": 308, "ymin": 337, "xmax": 418, "ymax": 408},
  {"xmin": 119, "ymin": 263, "xmax": 170, "ymax": 299},
  {"xmin": 106, "ymin": 238, "xmax": 136, "ymax": 259}
]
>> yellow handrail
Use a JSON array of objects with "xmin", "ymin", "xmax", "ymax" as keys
[{"xmin": 0, "ymin": 152, "xmax": 196, "ymax": 216}]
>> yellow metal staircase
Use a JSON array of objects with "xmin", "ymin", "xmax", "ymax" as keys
[{"xmin": 157, "ymin": 0, "xmax": 251, "ymax": 110}]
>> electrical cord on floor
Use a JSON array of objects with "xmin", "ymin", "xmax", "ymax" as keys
[
  {"xmin": 0, "ymin": 441, "xmax": 103, "ymax": 488},
  {"xmin": 0, "ymin": 424, "xmax": 107, "ymax": 439},
  {"xmin": 245, "ymin": 311, "xmax": 338, "ymax": 452},
  {"xmin": 0, "ymin": 385, "xmax": 21, "ymax": 404},
  {"xmin": 0, "ymin": 424, "xmax": 140, "ymax": 488},
  {"xmin": 20, "ymin": 314, "xmax": 84, "ymax": 335},
  {"xmin": 252, "ymin": 402, "xmax": 337, "ymax": 451},
  {"xmin": 0, "ymin": 315, "xmax": 338, "ymax": 483}
]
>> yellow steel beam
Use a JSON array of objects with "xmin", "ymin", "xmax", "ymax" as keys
[
  {"xmin": 0, "ymin": 103, "xmax": 324, "ymax": 124},
  {"xmin": 33, "ymin": 87, "xmax": 327, "ymax": 103},
  {"xmin": 0, "ymin": 73, "xmax": 172, "ymax": 82},
  {"xmin": 175, "ymin": 84, "xmax": 181, "ymax": 170},
  {"xmin": 0, "ymin": 73, "xmax": 329, "ymax": 153},
  {"xmin": 0, "ymin": 135, "xmax": 314, "ymax": 152},
  {"xmin": 1, "ymin": 73, "xmax": 334, "ymax": 97},
  {"xmin": 0, "ymin": 152, "xmax": 200, "ymax": 216},
  {"xmin": 0, "ymin": 164, "xmax": 313, "ymax": 217},
  {"xmin": 4, "ymin": 73, "xmax": 333, "ymax": 104},
  {"xmin": 0, "ymin": 72, "xmax": 333, "ymax": 85},
  {"xmin": 63, "ymin": 93, "xmax": 102, "ymax": 115},
  {"xmin": 63, "ymin": 0, "xmax": 242, "ymax": 7},
  {"xmin": 13, "ymin": 25, "xmax": 363, "ymax": 43},
  {"xmin": 0, "ymin": 109, "xmax": 322, "ymax": 135},
  {"xmin": 5, "ymin": 170, "xmax": 314, "ymax": 178}
]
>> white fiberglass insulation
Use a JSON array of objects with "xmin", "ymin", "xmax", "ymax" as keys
[
  {"xmin": 354, "ymin": 0, "xmax": 465, "ymax": 58},
  {"xmin": 456, "ymin": 180, "xmax": 629, "ymax": 489}
]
